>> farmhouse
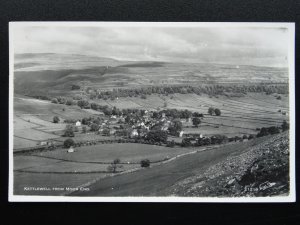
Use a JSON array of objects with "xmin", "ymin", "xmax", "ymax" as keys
[
  {"xmin": 67, "ymin": 146, "xmax": 75, "ymax": 153},
  {"xmin": 179, "ymin": 130, "xmax": 184, "ymax": 137},
  {"xmin": 75, "ymin": 121, "xmax": 81, "ymax": 126}
]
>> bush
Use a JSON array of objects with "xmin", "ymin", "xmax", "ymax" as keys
[
  {"xmin": 166, "ymin": 140, "xmax": 175, "ymax": 147},
  {"xmin": 192, "ymin": 117, "xmax": 201, "ymax": 127},
  {"xmin": 181, "ymin": 138, "xmax": 192, "ymax": 147},
  {"xmin": 214, "ymin": 108, "xmax": 221, "ymax": 116},
  {"xmin": 53, "ymin": 116, "xmax": 60, "ymax": 123},
  {"xmin": 248, "ymin": 134, "xmax": 255, "ymax": 140},
  {"xmin": 64, "ymin": 138, "xmax": 75, "ymax": 148},
  {"xmin": 140, "ymin": 159, "xmax": 150, "ymax": 168},
  {"xmin": 281, "ymin": 120, "xmax": 289, "ymax": 131},
  {"xmin": 51, "ymin": 98, "xmax": 58, "ymax": 104},
  {"xmin": 208, "ymin": 107, "xmax": 215, "ymax": 116},
  {"xmin": 71, "ymin": 84, "xmax": 81, "ymax": 90}
]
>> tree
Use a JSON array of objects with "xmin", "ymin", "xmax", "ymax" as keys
[
  {"xmin": 77, "ymin": 99, "xmax": 90, "ymax": 109},
  {"xmin": 214, "ymin": 108, "xmax": 221, "ymax": 116},
  {"xmin": 66, "ymin": 99, "xmax": 75, "ymax": 106},
  {"xmin": 168, "ymin": 120, "xmax": 183, "ymax": 136},
  {"xmin": 53, "ymin": 116, "xmax": 60, "ymax": 123},
  {"xmin": 281, "ymin": 120, "xmax": 289, "ymax": 131},
  {"xmin": 192, "ymin": 117, "xmax": 201, "ymax": 127},
  {"xmin": 51, "ymin": 98, "xmax": 58, "ymax": 104},
  {"xmin": 181, "ymin": 138, "xmax": 192, "ymax": 147},
  {"xmin": 140, "ymin": 159, "xmax": 150, "ymax": 168},
  {"xmin": 71, "ymin": 84, "xmax": 81, "ymax": 90},
  {"xmin": 146, "ymin": 130, "xmax": 168, "ymax": 143},
  {"xmin": 107, "ymin": 159, "xmax": 123, "ymax": 173},
  {"xmin": 90, "ymin": 123, "xmax": 99, "ymax": 132},
  {"xmin": 208, "ymin": 107, "xmax": 215, "ymax": 116},
  {"xmin": 64, "ymin": 138, "xmax": 75, "ymax": 148},
  {"xmin": 102, "ymin": 128, "xmax": 110, "ymax": 136},
  {"xmin": 63, "ymin": 125, "xmax": 75, "ymax": 137},
  {"xmin": 248, "ymin": 134, "xmax": 255, "ymax": 140},
  {"xmin": 268, "ymin": 126, "xmax": 280, "ymax": 135}
]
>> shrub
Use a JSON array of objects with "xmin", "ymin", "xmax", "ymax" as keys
[
  {"xmin": 281, "ymin": 120, "xmax": 289, "ymax": 131},
  {"xmin": 140, "ymin": 159, "xmax": 150, "ymax": 168},
  {"xmin": 192, "ymin": 117, "xmax": 201, "ymax": 127},
  {"xmin": 214, "ymin": 108, "xmax": 221, "ymax": 116},
  {"xmin": 166, "ymin": 140, "xmax": 175, "ymax": 148},
  {"xmin": 248, "ymin": 134, "xmax": 255, "ymax": 140},
  {"xmin": 71, "ymin": 84, "xmax": 81, "ymax": 90},
  {"xmin": 53, "ymin": 116, "xmax": 60, "ymax": 123},
  {"xmin": 107, "ymin": 158, "xmax": 123, "ymax": 173},
  {"xmin": 208, "ymin": 107, "xmax": 215, "ymax": 116},
  {"xmin": 90, "ymin": 123, "xmax": 99, "ymax": 132},
  {"xmin": 181, "ymin": 138, "xmax": 192, "ymax": 147},
  {"xmin": 51, "ymin": 98, "xmax": 58, "ymax": 104},
  {"xmin": 64, "ymin": 138, "xmax": 75, "ymax": 148}
]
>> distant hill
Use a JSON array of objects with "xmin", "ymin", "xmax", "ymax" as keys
[{"xmin": 13, "ymin": 53, "xmax": 289, "ymax": 96}]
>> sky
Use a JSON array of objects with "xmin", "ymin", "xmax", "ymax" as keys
[{"xmin": 12, "ymin": 24, "xmax": 290, "ymax": 67}]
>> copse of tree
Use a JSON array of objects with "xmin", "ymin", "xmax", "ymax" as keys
[
  {"xmin": 214, "ymin": 108, "xmax": 221, "ymax": 116},
  {"xmin": 146, "ymin": 130, "xmax": 168, "ymax": 143},
  {"xmin": 208, "ymin": 107, "xmax": 215, "ymax": 116},
  {"xmin": 257, "ymin": 126, "xmax": 280, "ymax": 137},
  {"xmin": 193, "ymin": 112, "xmax": 204, "ymax": 118},
  {"xmin": 53, "ymin": 116, "xmax": 60, "ymax": 123},
  {"xmin": 192, "ymin": 117, "xmax": 201, "ymax": 127},
  {"xmin": 64, "ymin": 138, "xmax": 75, "ymax": 148}
]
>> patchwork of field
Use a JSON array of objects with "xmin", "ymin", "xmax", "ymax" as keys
[
  {"xmin": 13, "ymin": 96, "xmax": 98, "ymax": 150},
  {"xmin": 13, "ymin": 143, "xmax": 203, "ymax": 195}
]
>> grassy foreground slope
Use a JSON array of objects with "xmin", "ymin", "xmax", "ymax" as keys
[
  {"xmin": 164, "ymin": 132, "xmax": 290, "ymax": 197},
  {"xmin": 70, "ymin": 134, "xmax": 279, "ymax": 197}
]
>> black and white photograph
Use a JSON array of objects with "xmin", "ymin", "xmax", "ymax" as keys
[{"xmin": 9, "ymin": 22, "xmax": 295, "ymax": 202}]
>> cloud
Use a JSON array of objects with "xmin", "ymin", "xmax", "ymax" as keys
[{"xmin": 12, "ymin": 25, "xmax": 290, "ymax": 67}]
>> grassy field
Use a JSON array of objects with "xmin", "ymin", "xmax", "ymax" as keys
[{"xmin": 33, "ymin": 143, "xmax": 199, "ymax": 164}]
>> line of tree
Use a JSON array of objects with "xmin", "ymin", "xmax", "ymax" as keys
[{"xmin": 89, "ymin": 84, "xmax": 288, "ymax": 100}]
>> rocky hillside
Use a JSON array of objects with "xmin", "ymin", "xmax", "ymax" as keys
[{"xmin": 166, "ymin": 132, "xmax": 290, "ymax": 197}]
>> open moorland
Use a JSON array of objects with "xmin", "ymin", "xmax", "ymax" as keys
[{"xmin": 13, "ymin": 53, "xmax": 290, "ymax": 196}]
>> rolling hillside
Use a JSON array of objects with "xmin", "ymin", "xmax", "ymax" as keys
[{"xmin": 14, "ymin": 53, "xmax": 289, "ymax": 96}]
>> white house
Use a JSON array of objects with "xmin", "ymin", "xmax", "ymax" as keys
[
  {"xmin": 179, "ymin": 131, "xmax": 184, "ymax": 137},
  {"xmin": 67, "ymin": 146, "xmax": 75, "ymax": 153},
  {"xmin": 75, "ymin": 121, "xmax": 81, "ymax": 127}
]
